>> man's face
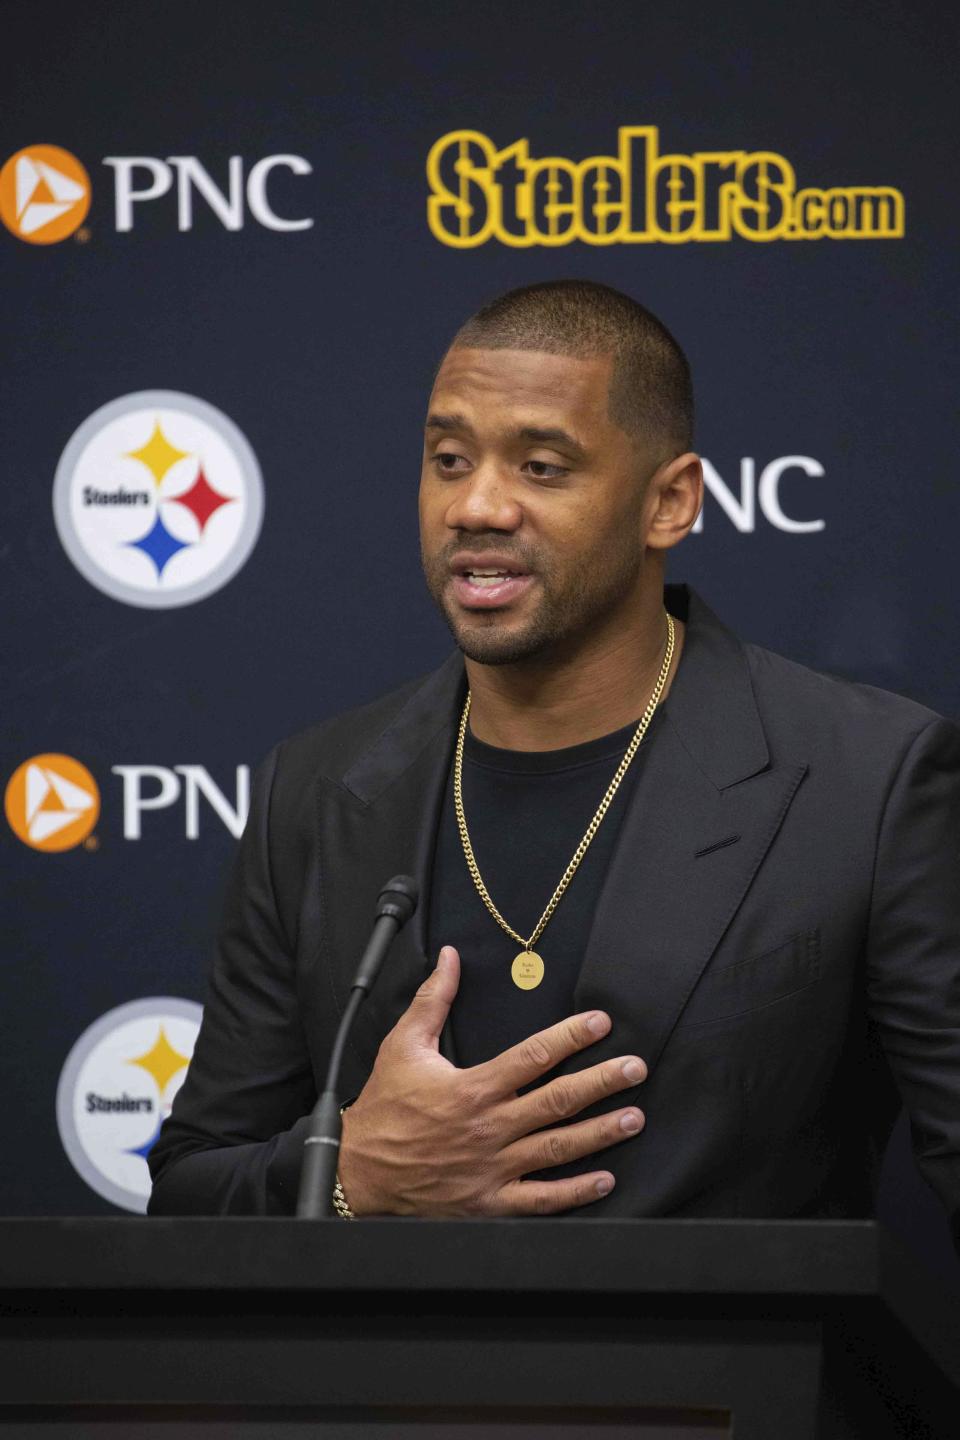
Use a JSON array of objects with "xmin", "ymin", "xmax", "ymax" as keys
[{"xmin": 419, "ymin": 346, "xmax": 654, "ymax": 666}]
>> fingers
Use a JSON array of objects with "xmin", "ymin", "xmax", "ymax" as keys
[
  {"xmin": 493, "ymin": 1170, "xmax": 616, "ymax": 1216},
  {"xmin": 399, "ymin": 946, "xmax": 461, "ymax": 1048},
  {"xmin": 503, "ymin": 1053, "xmax": 647, "ymax": 1140},
  {"xmin": 474, "ymin": 1010, "xmax": 614, "ymax": 1098},
  {"xmin": 501, "ymin": 1104, "xmax": 644, "ymax": 1177}
]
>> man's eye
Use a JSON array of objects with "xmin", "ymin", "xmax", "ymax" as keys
[
  {"xmin": 432, "ymin": 452, "xmax": 469, "ymax": 474},
  {"xmin": 524, "ymin": 460, "xmax": 568, "ymax": 480}
]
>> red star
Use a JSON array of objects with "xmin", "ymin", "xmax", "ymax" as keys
[{"xmin": 167, "ymin": 464, "xmax": 234, "ymax": 535}]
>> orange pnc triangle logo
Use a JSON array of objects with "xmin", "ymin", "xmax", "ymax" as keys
[
  {"xmin": 0, "ymin": 145, "xmax": 91, "ymax": 244},
  {"xmin": 5, "ymin": 754, "xmax": 100, "ymax": 851}
]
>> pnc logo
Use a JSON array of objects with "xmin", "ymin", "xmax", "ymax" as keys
[
  {"xmin": 4, "ymin": 755, "xmax": 250, "ymax": 849},
  {"xmin": 0, "ymin": 144, "xmax": 312, "ymax": 241},
  {"xmin": 0, "ymin": 144, "xmax": 91, "ymax": 244},
  {"xmin": 694, "ymin": 455, "xmax": 827, "ymax": 534},
  {"xmin": 4, "ymin": 754, "xmax": 100, "ymax": 852}
]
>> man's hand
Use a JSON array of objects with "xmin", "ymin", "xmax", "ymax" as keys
[{"xmin": 337, "ymin": 945, "xmax": 647, "ymax": 1216}]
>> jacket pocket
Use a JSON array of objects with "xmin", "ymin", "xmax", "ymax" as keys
[{"xmin": 679, "ymin": 928, "xmax": 821, "ymax": 1027}]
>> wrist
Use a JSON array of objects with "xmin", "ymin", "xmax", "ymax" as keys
[{"xmin": 337, "ymin": 1104, "xmax": 387, "ymax": 1217}]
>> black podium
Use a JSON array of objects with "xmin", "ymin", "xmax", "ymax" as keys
[{"xmin": 0, "ymin": 1218, "xmax": 958, "ymax": 1438}]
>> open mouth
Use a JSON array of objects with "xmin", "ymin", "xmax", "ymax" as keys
[
  {"xmin": 460, "ymin": 566, "xmax": 523, "ymax": 587},
  {"xmin": 448, "ymin": 556, "xmax": 534, "ymax": 609}
]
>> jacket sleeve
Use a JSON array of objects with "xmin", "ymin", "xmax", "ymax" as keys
[
  {"xmin": 866, "ymin": 716, "xmax": 960, "ymax": 1251},
  {"xmin": 147, "ymin": 744, "xmax": 318, "ymax": 1215}
]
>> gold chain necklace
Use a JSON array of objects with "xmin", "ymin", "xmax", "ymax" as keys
[{"xmin": 454, "ymin": 611, "xmax": 676, "ymax": 991}]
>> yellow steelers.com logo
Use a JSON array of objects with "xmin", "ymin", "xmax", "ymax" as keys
[
  {"xmin": 426, "ymin": 125, "xmax": 905, "ymax": 248},
  {"xmin": 0, "ymin": 144, "xmax": 91, "ymax": 244},
  {"xmin": 4, "ymin": 754, "xmax": 100, "ymax": 852}
]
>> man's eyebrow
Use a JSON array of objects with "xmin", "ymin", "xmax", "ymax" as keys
[
  {"xmin": 519, "ymin": 425, "xmax": 586, "ymax": 456},
  {"xmin": 424, "ymin": 415, "xmax": 586, "ymax": 457},
  {"xmin": 425, "ymin": 412, "xmax": 473, "ymax": 434}
]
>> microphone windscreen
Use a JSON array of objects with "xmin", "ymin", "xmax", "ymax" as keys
[{"xmin": 376, "ymin": 874, "xmax": 419, "ymax": 926}]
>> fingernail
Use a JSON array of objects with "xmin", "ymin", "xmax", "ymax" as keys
[
  {"xmin": 596, "ymin": 1177, "xmax": 614, "ymax": 1196},
  {"xmin": 622, "ymin": 1058, "xmax": 646, "ymax": 1082},
  {"xmin": 438, "ymin": 946, "xmax": 454, "ymax": 969},
  {"xmin": 620, "ymin": 1110, "xmax": 643, "ymax": 1134},
  {"xmin": 587, "ymin": 1012, "xmax": 610, "ymax": 1036}
]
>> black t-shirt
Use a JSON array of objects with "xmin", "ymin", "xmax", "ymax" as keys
[{"xmin": 428, "ymin": 708, "xmax": 664, "ymax": 1069}]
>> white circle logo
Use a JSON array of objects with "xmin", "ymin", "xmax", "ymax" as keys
[
  {"xmin": 56, "ymin": 997, "xmax": 203, "ymax": 1212},
  {"xmin": 52, "ymin": 391, "xmax": 264, "ymax": 608}
]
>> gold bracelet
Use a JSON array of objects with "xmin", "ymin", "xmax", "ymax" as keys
[
  {"xmin": 332, "ymin": 1176, "xmax": 355, "ymax": 1219},
  {"xmin": 333, "ymin": 1100, "xmax": 355, "ymax": 1218}
]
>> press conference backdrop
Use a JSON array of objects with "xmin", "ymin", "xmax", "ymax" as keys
[{"xmin": 2, "ymin": 0, "xmax": 957, "ymax": 1282}]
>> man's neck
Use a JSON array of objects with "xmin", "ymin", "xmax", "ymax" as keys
[{"xmin": 464, "ymin": 603, "xmax": 685, "ymax": 752}]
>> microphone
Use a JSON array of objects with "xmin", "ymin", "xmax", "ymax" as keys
[{"xmin": 296, "ymin": 875, "xmax": 419, "ymax": 1219}]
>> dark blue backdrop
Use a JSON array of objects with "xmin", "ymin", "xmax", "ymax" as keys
[{"xmin": 2, "ymin": 0, "xmax": 957, "ymax": 1284}]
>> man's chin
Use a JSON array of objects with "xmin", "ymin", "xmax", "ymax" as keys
[{"xmin": 447, "ymin": 609, "xmax": 552, "ymax": 666}]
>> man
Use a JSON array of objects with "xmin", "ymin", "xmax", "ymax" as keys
[{"xmin": 149, "ymin": 281, "xmax": 960, "ymax": 1236}]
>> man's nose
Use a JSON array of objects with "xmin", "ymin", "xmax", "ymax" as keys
[{"xmin": 445, "ymin": 464, "xmax": 522, "ymax": 532}]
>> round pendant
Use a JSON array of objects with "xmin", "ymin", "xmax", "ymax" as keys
[{"xmin": 511, "ymin": 950, "xmax": 545, "ymax": 990}]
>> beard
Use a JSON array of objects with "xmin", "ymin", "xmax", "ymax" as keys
[{"xmin": 421, "ymin": 528, "xmax": 644, "ymax": 667}]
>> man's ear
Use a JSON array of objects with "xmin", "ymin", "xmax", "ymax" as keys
[{"xmin": 644, "ymin": 452, "xmax": 703, "ymax": 550}]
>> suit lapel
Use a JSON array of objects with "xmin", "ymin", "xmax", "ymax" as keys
[
  {"xmin": 573, "ymin": 719, "xmax": 807, "ymax": 1076},
  {"xmin": 312, "ymin": 585, "xmax": 808, "ymax": 1089},
  {"xmin": 315, "ymin": 656, "xmax": 464, "ymax": 1073},
  {"xmin": 573, "ymin": 586, "xmax": 808, "ymax": 1079}
]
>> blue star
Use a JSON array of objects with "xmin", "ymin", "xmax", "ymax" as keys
[
  {"xmin": 126, "ymin": 1113, "xmax": 163, "ymax": 1161},
  {"xmin": 127, "ymin": 513, "xmax": 190, "ymax": 579}
]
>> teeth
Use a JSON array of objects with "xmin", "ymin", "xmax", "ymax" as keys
[
  {"xmin": 469, "ymin": 573, "xmax": 508, "ymax": 586},
  {"xmin": 469, "ymin": 568, "xmax": 509, "ymax": 577}
]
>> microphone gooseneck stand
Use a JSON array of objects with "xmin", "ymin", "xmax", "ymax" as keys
[{"xmin": 296, "ymin": 874, "xmax": 419, "ymax": 1218}]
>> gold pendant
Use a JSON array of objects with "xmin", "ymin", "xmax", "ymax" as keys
[{"xmin": 511, "ymin": 950, "xmax": 545, "ymax": 990}]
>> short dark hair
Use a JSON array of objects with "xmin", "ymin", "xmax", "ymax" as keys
[{"xmin": 453, "ymin": 279, "xmax": 694, "ymax": 455}]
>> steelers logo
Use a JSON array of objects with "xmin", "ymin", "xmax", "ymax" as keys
[
  {"xmin": 53, "ymin": 391, "xmax": 264, "ymax": 609},
  {"xmin": 4, "ymin": 753, "xmax": 100, "ymax": 852},
  {"xmin": 0, "ymin": 144, "xmax": 91, "ymax": 244},
  {"xmin": 56, "ymin": 997, "xmax": 203, "ymax": 1212}
]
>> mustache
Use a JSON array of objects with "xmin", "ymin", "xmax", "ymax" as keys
[{"xmin": 433, "ymin": 535, "xmax": 541, "ymax": 570}]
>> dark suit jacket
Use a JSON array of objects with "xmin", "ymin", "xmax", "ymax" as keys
[{"xmin": 148, "ymin": 584, "xmax": 960, "ymax": 1239}]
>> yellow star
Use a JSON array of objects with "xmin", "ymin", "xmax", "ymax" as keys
[
  {"xmin": 126, "ymin": 420, "xmax": 190, "ymax": 487},
  {"xmin": 126, "ymin": 1026, "xmax": 190, "ymax": 1093}
]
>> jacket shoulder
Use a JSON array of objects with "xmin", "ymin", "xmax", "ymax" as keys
[
  {"xmin": 270, "ymin": 670, "xmax": 437, "ymax": 785},
  {"xmin": 743, "ymin": 638, "xmax": 957, "ymax": 756}
]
